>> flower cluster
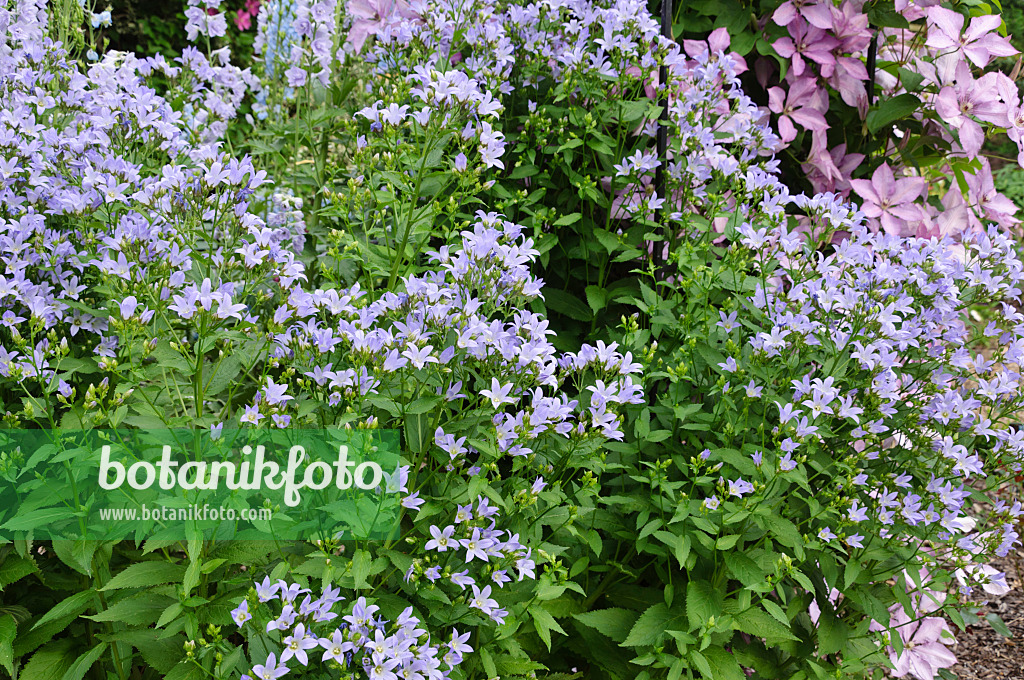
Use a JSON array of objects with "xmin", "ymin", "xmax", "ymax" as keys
[
  {"xmin": 762, "ymin": 0, "xmax": 1022, "ymax": 238},
  {"xmin": 234, "ymin": 579, "xmax": 472, "ymax": 680}
]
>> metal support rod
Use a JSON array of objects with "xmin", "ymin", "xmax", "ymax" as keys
[{"xmin": 654, "ymin": 0, "xmax": 672, "ymax": 266}]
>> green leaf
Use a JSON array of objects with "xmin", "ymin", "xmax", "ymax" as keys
[
  {"xmin": 20, "ymin": 640, "xmax": 77, "ymax": 680},
  {"xmin": 50, "ymin": 540, "xmax": 96, "ymax": 576},
  {"xmin": 867, "ymin": 6, "xmax": 910, "ymax": 28},
  {"xmin": 529, "ymin": 605, "xmax": 566, "ymax": 651},
  {"xmin": 734, "ymin": 607, "xmax": 798, "ymax": 643},
  {"xmin": 623, "ymin": 603, "xmax": 686, "ymax": 646},
  {"xmin": 986, "ymin": 612, "xmax": 1012, "ymax": 638},
  {"xmin": 593, "ymin": 228, "xmax": 620, "ymax": 253},
  {"xmin": 101, "ymin": 561, "xmax": 186, "ymax": 591},
  {"xmin": 164, "ymin": 659, "xmax": 206, "ymax": 680},
  {"xmin": 702, "ymin": 646, "xmax": 746, "ymax": 680},
  {"xmin": 60, "ymin": 643, "xmax": 107, "ymax": 680},
  {"xmin": 553, "ymin": 212, "xmax": 581, "ymax": 226},
  {"xmin": 85, "ymin": 593, "xmax": 176, "ymax": 625},
  {"xmin": 572, "ymin": 608, "xmax": 638, "ymax": 643},
  {"xmin": 32, "ymin": 591, "xmax": 94, "ymax": 631},
  {"xmin": 155, "ymin": 603, "xmax": 182, "ymax": 629},
  {"xmin": 724, "ymin": 552, "xmax": 765, "ymax": 589},
  {"xmin": 351, "ymin": 549, "xmax": 372, "ymax": 589},
  {"xmin": 758, "ymin": 512, "xmax": 804, "ymax": 555},
  {"xmin": 0, "ymin": 555, "xmax": 38, "ymax": 589},
  {"xmin": 689, "ymin": 650, "xmax": 714, "ymax": 678},
  {"xmin": 866, "ymin": 93, "xmax": 921, "ymax": 134},
  {"xmin": 0, "ymin": 614, "xmax": 15, "ymax": 676},
  {"xmin": 686, "ymin": 580, "xmax": 722, "ymax": 629},
  {"xmin": 585, "ymin": 285, "xmax": 607, "ymax": 314},
  {"xmin": 762, "ymin": 599, "xmax": 790, "ymax": 627},
  {"xmin": 817, "ymin": 608, "xmax": 850, "ymax": 656},
  {"xmin": 100, "ymin": 629, "xmax": 183, "ymax": 673},
  {"xmin": 896, "ymin": 67, "xmax": 925, "ymax": 92},
  {"xmin": 543, "ymin": 288, "xmax": 592, "ymax": 321}
]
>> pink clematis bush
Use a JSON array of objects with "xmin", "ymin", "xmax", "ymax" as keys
[{"xmin": 752, "ymin": 0, "xmax": 1024, "ymax": 239}]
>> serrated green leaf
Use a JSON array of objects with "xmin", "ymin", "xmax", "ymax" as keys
[
  {"xmin": 351, "ymin": 549, "xmax": 372, "ymax": 589},
  {"xmin": 85, "ymin": 592, "xmax": 176, "ymax": 625},
  {"xmin": 735, "ymin": 607, "xmax": 798, "ymax": 643},
  {"xmin": 543, "ymin": 288, "xmax": 592, "ymax": 322},
  {"xmin": 0, "ymin": 614, "xmax": 15, "ymax": 675},
  {"xmin": 817, "ymin": 609, "xmax": 850, "ymax": 656},
  {"xmin": 60, "ymin": 642, "xmax": 106, "ymax": 680},
  {"xmin": 724, "ymin": 551, "xmax": 765, "ymax": 589},
  {"xmin": 101, "ymin": 561, "xmax": 186, "ymax": 591},
  {"xmin": 686, "ymin": 580, "xmax": 722, "ymax": 630},
  {"xmin": 572, "ymin": 608, "xmax": 637, "ymax": 643},
  {"xmin": 32, "ymin": 591, "xmax": 94, "ymax": 631},
  {"xmin": 703, "ymin": 646, "xmax": 746, "ymax": 680},
  {"xmin": 762, "ymin": 599, "xmax": 790, "ymax": 627},
  {"xmin": 19, "ymin": 640, "xmax": 77, "ymax": 680},
  {"xmin": 624, "ymin": 603, "xmax": 686, "ymax": 646},
  {"xmin": 0, "ymin": 555, "xmax": 38, "ymax": 589},
  {"xmin": 529, "ymin": 605, "xmax": 566, "ymax": 651},
  {"xmin": 584, "ymin": 285, "xmax": 607, "ymax": 314}
]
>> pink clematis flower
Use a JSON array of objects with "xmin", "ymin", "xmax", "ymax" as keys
[
  {"xmin": 346, "ymin": 0, "xmax": 416, "ymax": 53},
  {"xmin": 772, "ymin": 0, "xmax": 834, "ymax": 29},
  {"xmin": 772, "ymin": 17, "xmax": 839, "ymax": 77},
  {"xmin": 925, "ymin": 6, "xmax": 1017, "ymax": 68},
  {"xmin": 1007, "ymin": 101, "xmax": 1024, "ymax": 168},
  {"xmin": 803, "ymin": 141, "xmax": 864, "ymax": 195},
  {"xmin": 681, "ymin": 27, "xmax": 748, "ymax": 74},
  {"xmin": 849, "ymin": 163, "xmax": 926, "ymax": 236},
  {"xmin": 894, "ymin": 0, "xmax": 942, "ymax": 23},
  {"xmin": 934, "ymin": 61, "xmax": 1007, "ymax": 159},
  {"xmin": 767, "ymin": 76, "xmax": 828, "ymax": 144},
  {"xmin": 965, "ymin": 159, "xmax": 1019, "ymax": 227},
  {"xmin": 888, "ymin": 611, "xmax": 957, "ymax": 680}
]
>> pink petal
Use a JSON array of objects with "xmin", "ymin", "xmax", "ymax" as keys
[
  {"xmin": 890, "ymin": 176, "xmax": 926, "ymax": 204},
  {"xmin": 850, "ymin": 178, "xmax": 881, "ymax": 205},
  {"xmin": 912, "ymin": 618, "xmax": 950, "ymax": 645},
  {"xmin": 928, "ymin": 6, "xmax": 965, "ymax": 42},
  {"xmin": 933, "ymin": 88, "xmax": 962, "ymax": 125},
  {"xmin": 965, "ymin": 14, "xmax": 1003, "ymax": 42},
  {"xmin": 790, "ymin": 107, "xmax": 828, "ymax": 132},
  {"xmin": 773, "ymin": 2, "xmax": 797, "ymax": 26},
  {"xmin": 802, "ymin": 3, "xmax": 834, "ymax": 29},
  {"xmin": 778, "ymin": 115, "xmax": 797, "ymax": 143},
  {"xmin": 959, "ymin": 121, "xmax": 985, "ymax": 157},
  {"xmin": 708, "ymin": 27, "xmax": 731, "ymax": 53},
  {"xmin": 773, "ymin": 37, "xmax": 796, "ymax": 58},
  {"xmin": 871, "ymin": 162, "xmax": 897, "ymax": 198}
]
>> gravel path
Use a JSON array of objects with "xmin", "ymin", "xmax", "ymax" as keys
[{"xmin": 950, "ymin": 548, "xmax": 1024, "ymax": 679}]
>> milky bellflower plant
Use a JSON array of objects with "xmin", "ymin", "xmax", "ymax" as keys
[{"xmin": 336, "ymin": 2, "xmax": 1024, "ymax": 677}]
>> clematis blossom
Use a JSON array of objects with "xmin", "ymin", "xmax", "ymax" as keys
[
  {"xmin": 767, "ymin": 76, "xmax": 828, "ymax": 144},
  {"xmin": 925, "ymin": 6, "xmax": 1016, "ymax": 68},
  {"xmin": 934, "ymin": 62, "xmax": 1011, "ymax": 159},
  {"xmin": 772, "ymin": 17, "xmax": 839, "ymax": 77},
  {"xmin": 887, "ymin": 610, "xmax": 957, "ymax": 680},
  {"xmin": 849, "ymin": 163, "xmax": 925, "ymax": 236},
  {"xmin": 345, "ymin": 0, "xmax": 417, "ymax": 53}
]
